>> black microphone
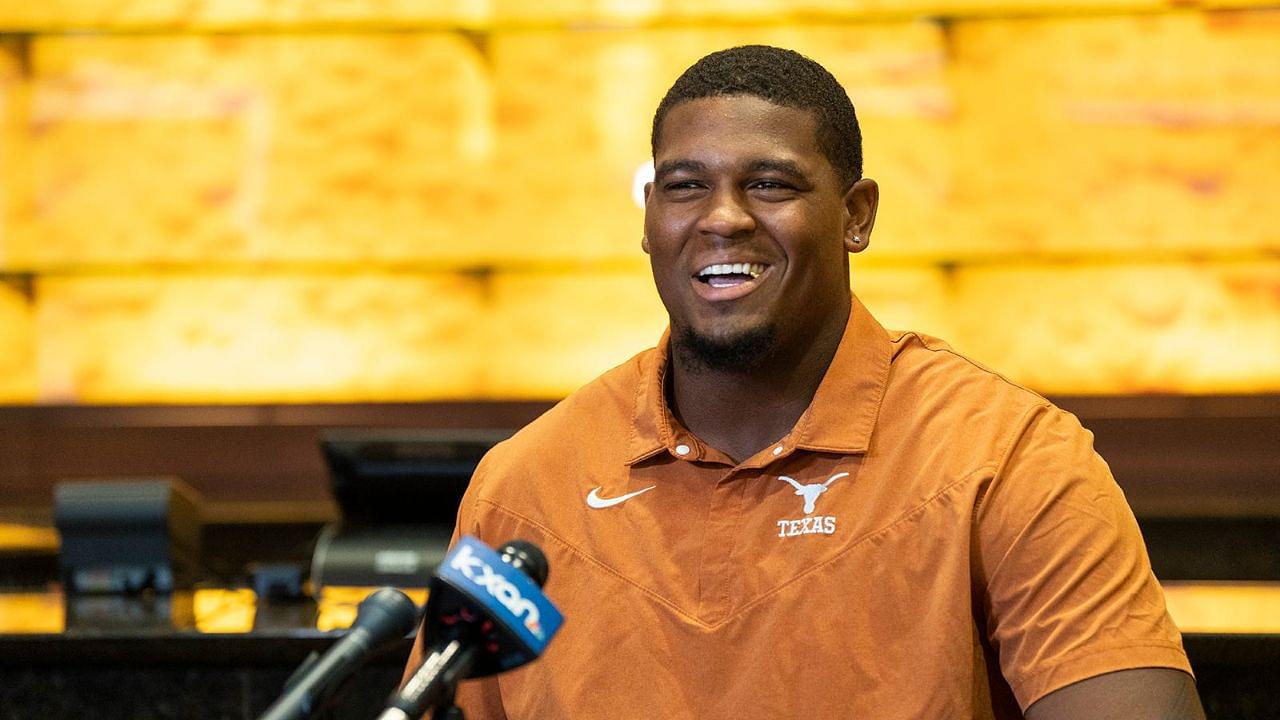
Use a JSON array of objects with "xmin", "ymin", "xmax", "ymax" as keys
[
  {"xmin": 258, "ymin": 587, "xmax": 419, "ymax": 720},
  {"xmin": 379, "ymin": 538, "xmax": 563, "ymax": 720}
]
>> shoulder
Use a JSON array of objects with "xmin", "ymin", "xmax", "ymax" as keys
[
  {"xmin": 469, "ymin": 347, "xmax": 654, "ymax": 503},
  {"xmin": 886, "ymin": 329, "xmax": 1049, "ymax": 412},
  {"xmin": 876, "ymin": 329, "xmax": 1072, "ymax": 472}
]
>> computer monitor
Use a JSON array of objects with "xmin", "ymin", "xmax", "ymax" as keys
[
  {"xmin": 312, "ymin": 429, "xmax": 512, "ymax": 588},
  {"xmin": 320, "ymin": 429, "xmax": 511, "ymax": 526}
]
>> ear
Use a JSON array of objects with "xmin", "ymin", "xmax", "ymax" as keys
[
  {"xmin": 641, "ymin": 182, "xmax": 654, "ymax": 254},
  {"xmin": 842, "ymin": 178, "xmax": 879, "ymax": 255}
]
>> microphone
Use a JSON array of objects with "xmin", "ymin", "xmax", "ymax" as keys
[
  {"xmin": 258, "ymin": 587, "xmax": 420, "ymax": 720},
  {"xmin": 380, "ymin": 537, "xmax": 564, "ymax": 720}
]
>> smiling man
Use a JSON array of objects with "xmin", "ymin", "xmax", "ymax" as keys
[{"xmin": 406, "ymin": 45, "xmax": 1202, "ymax": 719}]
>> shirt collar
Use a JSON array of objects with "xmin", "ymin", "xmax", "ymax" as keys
[{"xmin": 627, "ymin": 294, "xmax": 892, "ymax": 464}]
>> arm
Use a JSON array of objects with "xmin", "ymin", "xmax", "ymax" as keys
[
  {"xmin": 1025, "ymin": 668, "xmax": 1204, "ymax": 720},
  {"xmin": 974, "ymin": 405, "xmax": 1199, "ymax": 712}
]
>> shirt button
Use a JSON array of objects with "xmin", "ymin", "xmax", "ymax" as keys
[
  {"xmin": 675, "ymin": 444, "xmax": 691, "ymax": 456},
  {"xmin": 772, "ymin": 445, "xmax": 784, "ymax": 456}
]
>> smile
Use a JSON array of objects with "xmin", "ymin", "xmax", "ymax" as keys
[
  {"xmin": 695, "ymin": 263, "xmax": 766, "ymax": 288},
  {"xmin": 690, "ymin": 262, "xmax": 771, "ymax": 302}
]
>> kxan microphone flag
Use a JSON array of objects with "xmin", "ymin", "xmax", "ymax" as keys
[
  {"xmin": 381, "ymin": 538, "xmax": 562, "ymax": 720},
  {"xmin": 432, "ymin": 535, "xmax": 564, "ymax": 674}
]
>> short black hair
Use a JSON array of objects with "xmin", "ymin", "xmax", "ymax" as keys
[{"xmin": 651, "ymin": 45, "xmax": 862, "ymax": 188}]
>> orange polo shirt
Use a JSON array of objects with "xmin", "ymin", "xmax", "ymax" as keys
[{"xmin": 411, "ymin": 295, "xmax": 1191, "ymax": 719}]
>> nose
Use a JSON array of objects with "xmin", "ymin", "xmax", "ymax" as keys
[{"xmin": 696, "ymin": 187, "xmax": 755, "ymax": 239}]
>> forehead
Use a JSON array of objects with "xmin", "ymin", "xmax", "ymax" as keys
[{"xmin": 654, "ymin": 95, "xmax": 824, "ymax": 167}]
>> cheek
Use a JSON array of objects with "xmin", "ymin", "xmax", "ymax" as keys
[
  {"xmin": 644, "ymin": 215, "xmax": 679, "ymax": 245},
  {"xmin": 641, "ymin": 215, "xmax": 688, "ymax": 263},
  {"xmin": 646, "ymin": 260, "xmax": 684, "ymax": 318},
  {"xmin": 649, "ymin": 258, "xmax": 684, "ymax": 304}
]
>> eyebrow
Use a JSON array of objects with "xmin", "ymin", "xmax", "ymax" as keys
[
  {"xmin": 653, "ymin": 158, "xmax": 809, "ymax": 183},
  {"xmin": 653, "ymin": 159, "xmax": 707, "ymax": 182},
  {"xmin": 747, "ymin": 158, "xmax": 807, "ymax": 180}
]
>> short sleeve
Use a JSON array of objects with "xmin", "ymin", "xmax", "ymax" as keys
[
  {"xmin": 402, "ymin": 457, "xmax": 509, "ymax": 720},
  {"xmin": 973, "ymin": 404, "xmax": 1193, "ymax": 710}
]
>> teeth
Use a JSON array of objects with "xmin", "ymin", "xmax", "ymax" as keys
[{"xmin": 698, "ymin": 263, "xmax": 765, "ymax": 279}]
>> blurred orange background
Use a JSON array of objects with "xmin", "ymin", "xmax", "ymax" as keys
[{"xmin": 0, "ymin": 0, "xmax": 1277, "ymax": 404}]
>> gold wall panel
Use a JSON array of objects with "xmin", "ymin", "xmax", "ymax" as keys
[
  {"xmin": 853, "ymin": 266, "xmax": 956, "ymax": 342},
  {"xmin": 0, "ymin": 279, "xmax": 36, "ymax": 402},
  {"xmin": 34, "ymin": 274, "xmax": 489, "ymax": 403},
  {"xmin": 950, "ymin": 262, "xmax": 1280, "ymax": 394},
  {"xmin": 483, "ymin": 271, "xmax": 667, "ymax": 397},
  {"xmin": 489, "ymin": 23, "xmax": 954, "ymax": 263},
  {"xmin": 948, "ymin": 11, "xmax": 1280, "ymax": 257},
  {"xmin": 0, "ymin": 0, "xmax": 490, "ymax": 30},
  {"xmin": 34, "ymin": 271, "xmax": 666, "ymax": 403},
  {"xmin": 5, "ymin": 19, "xmax": 1275, "ymax": 268},
  {"xmin": 0, "ymin": 39, "xmax": 23, "ymax": 261},
  {"xmin": 30, "ymin": 261, "xmax": 1279, "ymax": 401},
  {"xmin": 22, "ymin": 265, "xmax": 962, "ymax": 403},
  {"xmin": 1163, "ymin": 581, "xmax": 1280, "ymax": 634},
  {"xmin": 9, "ymin": 1, "xmax": 1278, "ymax": 31},
  {"xmin": 573, "ymin": 0, "xmax": 1197, "ymax": 24},
  {"xmin": 0, "ymin": 591, "xmax": 63, "ymax": 634},
  {"xmin": 0, "ymin": 33, "xmax": 28, "ymax": 400},
  {"xmin": 8, "ymin": 33, "xmax": 494, "ymax": 268},
  {"xmin": 0, "ymin": 10, "xmax": 1277, "ymax": 402}
]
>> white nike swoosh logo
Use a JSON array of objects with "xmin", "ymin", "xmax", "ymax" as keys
[{"xmin": 586, "ymin": 485, "xmax": 656, "ymax": 509}]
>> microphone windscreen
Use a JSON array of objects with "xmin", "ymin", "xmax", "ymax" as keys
[
  {"xmin": 498, "ymin": 540, "xmax": 549, "ymax": 587},
  {"xmin": 352, "ymin": 587, "xmax": 420, "ymax": 642}
]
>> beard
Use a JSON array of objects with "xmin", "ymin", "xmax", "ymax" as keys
[{"xmin": 673, "ymin": 321, "xmax": 777, "ymax": 374}]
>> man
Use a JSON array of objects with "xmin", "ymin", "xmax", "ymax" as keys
[{"xmin": 406, "ymin": 45, "xmax": 1202, "ymax": 718}]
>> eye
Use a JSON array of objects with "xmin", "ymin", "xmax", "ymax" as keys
[
  {"xmin": 660, "ymin": 179, "xmax": 707, "ymax": 199},
  {"xmin": 749, "ymin": 179, "xmax": 798, "ymax": 196}
]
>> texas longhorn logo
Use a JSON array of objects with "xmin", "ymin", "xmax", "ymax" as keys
[{"xmin": 776, "ymin": 472, "xmax": 848, "ymax": 538}]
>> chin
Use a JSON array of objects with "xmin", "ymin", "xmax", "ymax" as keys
[{"xmin": 674, "ymin": 321, "xmax": 777, "ymax": 373}]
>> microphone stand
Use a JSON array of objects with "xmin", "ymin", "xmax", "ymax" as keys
[
  {"xmin": 379, "ymin": 639, "xmax": 477, "ymax": 720},
  {"xmin": 431, "ymin": 684, "xmax": 466, "ymax": 720}
]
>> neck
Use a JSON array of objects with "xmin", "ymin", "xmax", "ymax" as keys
[{"xmin": 667, "ymin": 300, "xmax": 850, "ymax": 464}]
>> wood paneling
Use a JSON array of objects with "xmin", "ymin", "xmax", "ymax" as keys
[
  {"xmin": 0, "ymin": 401, "xmax": 553, "ymax": 510},
  {"xmin": 0, "ymin": 397, "xmax": 1275, "ymax": 516}
]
